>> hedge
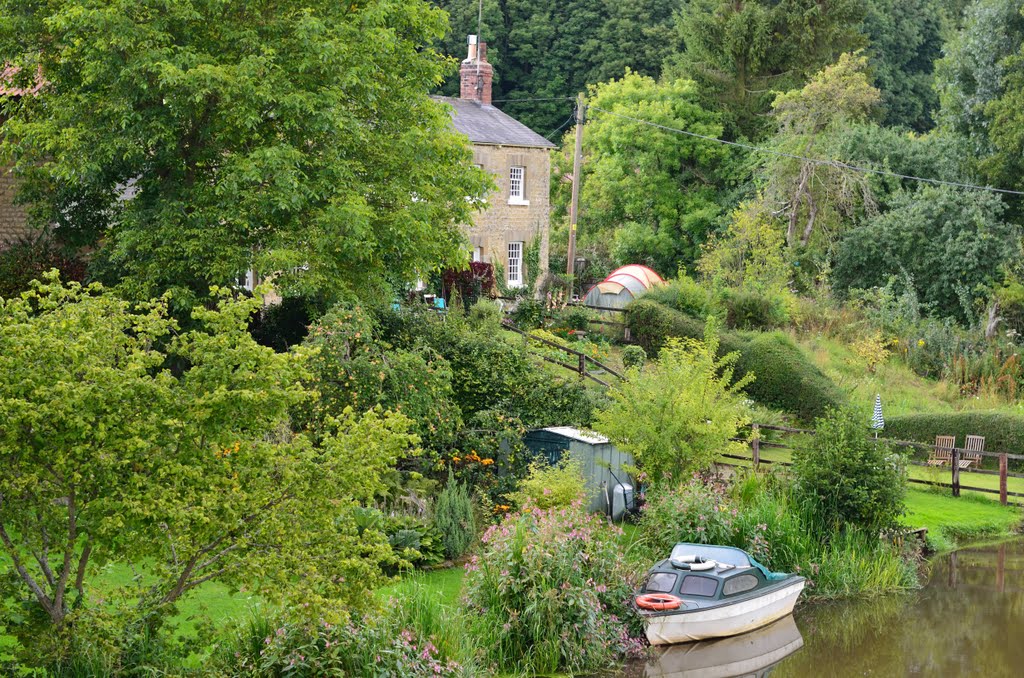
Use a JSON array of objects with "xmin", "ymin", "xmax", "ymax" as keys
[
  {"xmin": 735, "ymin": 332, "xmax": 846, "ymax": 423},
  {"xmin": 885, "ymin": 412, "xmax": 1024, "ymax": 457},
  {"xmin": 627, "ymin": 299, "xmax": 844, "ymax": 422}
]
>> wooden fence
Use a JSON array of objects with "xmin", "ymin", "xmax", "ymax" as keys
[
  {"xmin": 720, "ymin": 423, "xmax": 1024, "ymax": 507},
  {"xmin": 502, "ymin": 323, "xmax": 624, "ymax": 387}
]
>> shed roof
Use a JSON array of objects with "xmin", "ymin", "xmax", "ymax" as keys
[
  {"xmin": 539, "ymin": 426, "xmax": 609, "ymax": 444},
  {"xmin": 433, "ymin": 96, "xmax": 556, "ymax": 149}
]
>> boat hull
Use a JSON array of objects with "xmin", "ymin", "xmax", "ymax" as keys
[{"xmin": 644, "ymin": 577, "xmax": 805, "ymax": 645}]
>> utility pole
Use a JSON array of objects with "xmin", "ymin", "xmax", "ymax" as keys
[{"xmin": 566, "ymin": 92, "xmax": 585, "ymax": 285}]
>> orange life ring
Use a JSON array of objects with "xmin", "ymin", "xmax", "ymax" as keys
[{"xmin": 635, "ymin": 593, "xmax": 683, "ymax": 611}]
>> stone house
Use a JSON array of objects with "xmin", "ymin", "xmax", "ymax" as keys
[{"xmin": 433, "ymin": 36, "xmax": 554, "ymax": 290}]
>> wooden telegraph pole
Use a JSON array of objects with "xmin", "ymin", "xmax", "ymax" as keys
[{"xmin": 566, "ymin": 93, "xmax": 585, "ymax": 285}]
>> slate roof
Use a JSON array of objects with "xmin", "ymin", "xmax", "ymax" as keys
[{"xmin": 433, "ymin": 96, "xmax": 556, "ymax": 149}]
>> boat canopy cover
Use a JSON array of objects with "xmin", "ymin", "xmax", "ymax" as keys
[{"xmin": 669, "ymin": 543, "xmax": 789, "ymax": 581}]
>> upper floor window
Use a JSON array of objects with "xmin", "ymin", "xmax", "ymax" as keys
[{"xmin": 509, "ymin": 166, "xmax": 528, "ymax": 205}]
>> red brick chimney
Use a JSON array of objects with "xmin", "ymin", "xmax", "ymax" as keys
[{"xmin": 460, "ymin": 35, "xmax": 493, "ymax": 105}]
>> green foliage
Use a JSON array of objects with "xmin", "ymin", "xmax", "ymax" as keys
[
  {"xmin": 794, "ymin": 408, "xmax": 909, "ymax": 534},
  {"xmin": 626, "ymin": 299, "xmax": 842, "ymax": 420},
  {"xmin": 594, "ymin": 320, "xmax": 752, "ymax": 484},
  {"xmin": 885, "ymin": 411, "xmax": 1024, "ymax": 458},
  {"xmin": 0, "ymin": 274, "xmax": 416, "ymax": 667},
  {"xmin": 436, "ymin": 0, "xmax": 678, "ymax": 133},
  {"xmin": 626, "ymin": 298, "xmax": 710, "ymax": 355},
  {"xmin": 552, "ymin": 71, "xmax": 730, "ymax": 275},
  {"xmin": 668, "ymin": 0, "xmax": 866, "ymax": 137},
  {"xmin": 720, "ymin": 288, "xmax": 791, "ymax": 330},
  {"xmin": 643, "ymin": 275, "xmax": 718, "ymax": 319},
  {"xmin": 763, "ymin": 53, "xmax": 880, "ymax": 255},
  {"xmin": 832, "ymin": 186, "xmax": 1020, "ymax": 323},
  {"xmin": 736, "ymin": 332, "xmax": 847, "ymax": 423},
  {"xmin": 621, "ymin": 345, "xmax": 647, "ymax": 370},
  {"xmin": 0, "ymin": 234, "xmax": 86, "ymax": 300},
  {"xmin": 698, "ymin": 203, "xmax": 793, "ymax": 298},
  {"xmin": 935, "ymin": 0, "xmax": 1024, "ymax": 167},
  {"xmin": 217, "ymin": 609, "xmax": 463, "ymax": 676},
  {"xmin": 862, "ymin": 0, "xmax": 943, "ymax": 131},
  {"xmin": 508, "ymin": 457, "xmax": 589, "ymax": 510},
  {"xmin": 434, "ymin": 471, "xmax": 477, "ymax": 560},
  {"xmin": 639, "ymin": 473, "xmax": 917, "ymax": 598},
  {"xmin": 0, "ymin": 0, "xmax": 491, "ymax": 303},
  {"xmin": 464, "ymin": 504, "xmax": 643, "ymax": 674},
  {"xmin": 305, "ymin": 304, "xmax": 462, "ymax": 451}
]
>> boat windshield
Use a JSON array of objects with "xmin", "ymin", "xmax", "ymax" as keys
[{"xmin": 669, "ymin": 544, "xmax": 752, "ymax": 567}]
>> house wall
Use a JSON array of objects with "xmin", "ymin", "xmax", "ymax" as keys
[
  {"xmin": 0, "ymin": 163, "xmax": 31, "ymax": 246},
  {"xmin": 466, "ymin": 144, "xmax": 550, "ymax": 286}
]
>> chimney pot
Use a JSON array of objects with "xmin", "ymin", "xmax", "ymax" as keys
[{"xmin": 459, "ymin": 35, "xmax": 493, "ymax": 105}]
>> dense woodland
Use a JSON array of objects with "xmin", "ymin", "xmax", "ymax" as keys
[{"xmin": 437, "ymin": 0, "xmax": 1024, "ymax": 337}]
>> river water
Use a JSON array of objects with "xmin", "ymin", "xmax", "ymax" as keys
[{"xmin": 622, "ymin": 539, "xmax": 1024, "ymax": 677}]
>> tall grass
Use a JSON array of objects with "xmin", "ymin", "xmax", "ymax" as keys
[{"xmin": 640, "ymin": 471, "xmax": 919, "ymax": 600}]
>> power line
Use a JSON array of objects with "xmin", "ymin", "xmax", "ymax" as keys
[
  {"xmin": 587, "ymin": 105, "xmax": 1024, "ymax": 197},
  {"xmin": 490, "ymin": 96, "xmax": 575, "ymax": 104},
  {"xmin": 545, "ymin": 113, "xmax": 576, "ymax": 140}
]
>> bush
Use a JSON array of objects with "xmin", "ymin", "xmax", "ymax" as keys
[
  {"xmin": 720, "ymin": 287, "xmax": 790, "ymax": 330},
  {"xmin": 0, "ymin": 235, "xmax": 86, "ymax": 299},
  {"xmin": 622, "ymin": 345, "xmax": 647, "ymax": 370},
  {"xmin": 643, "ymin": 275, "xmax": 716, "ymax": 318},
  {"xmin": 508, "ymin": 457, "xmax": 589, "ymax": 510},
  {"xmin": 594, "ymin": 320, "xmax": 752, "ymax": 484},
  {"xmin": 627, "ymin": 300, "xmax": 844, "ymax": 422},
  {"xmin": 464, "ymin": 504, "xmax": 643, "ymax": 675},
  {"xmin": 793, "ymin": 408, "xmax": 908, "ymax": 535},
  {"xmin": 434, "ymin": 471, "xmax": 477, "ymax": 560},
  {"xmin": 885, "ymin": 412, "xmax": 1024, "ymax": 460},
  {"xmin": 626, "ymin": 298, "xmax": 710, "ymax": 355},
  {"xmin": 736, "ymin": 332, "xmax": 846, "ymax": 423},
  {"xmin": 218, "ymin": 611, "xmax": 463, "ymax": 677}
]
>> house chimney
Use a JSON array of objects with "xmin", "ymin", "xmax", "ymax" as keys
[{"xmin": 460, "ymin": 34, "xmax": 493, "ymax": 105}]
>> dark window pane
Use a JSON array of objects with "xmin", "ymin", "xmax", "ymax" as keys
[
  {"xmin": 679, "ymin": 575, "xmax": 718, "ymax": 597},
  {"xmin": 723, "ymin": 574, "xmax": 759, "ymax": 596},
  {"xmin": 645, "ymin": 572, "xmax": 678, "ymax": 593}
]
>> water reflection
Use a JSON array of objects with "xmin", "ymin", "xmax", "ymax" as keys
[
  {"xmin": 775, "ymin": 540, "xmax": 1024, "ymax": 677},
  {"xmin": 643, "ymin": 615, "xmax": 802, "ymax": 678},
  {"xmin": 624, "ymin": 540, "xmax": 1024, "ymax": 677}
]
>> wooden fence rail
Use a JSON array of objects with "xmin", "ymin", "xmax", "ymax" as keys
[
  {"xmin": 723, "ymin": 423, "xmax": 1024, "ymax": 507},
  {"xmin": 502, "ymin": 323, "xmax": 624, "ymax": 384}
]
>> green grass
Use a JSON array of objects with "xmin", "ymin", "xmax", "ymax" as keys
[
  {"xmin": 377, "ymin": 567, "xmax": 466, "ymax": 607},
  {"xmin": 797, "ymin": 334, "xmax": 1024, "ymax": 417},
  {"xmin": 902, "ymin": 487, "xmax": 1021, "ymax": 552}
]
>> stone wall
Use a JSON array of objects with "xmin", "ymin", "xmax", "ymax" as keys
[
  {"xmin": 0, "ymin": 163, "xmax": 31, "ymax": 246},
  {"xmin": 466, "ymin": 143, "xmax": 550, "ymax": 288}
]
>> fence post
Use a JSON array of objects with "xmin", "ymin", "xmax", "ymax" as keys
[
  {"xmin": 751, "ymin": 424, "xmax": 761, "ymax": 470},
  {"xmin": 951, "ymin": 446, "xmax": 961, "ymax": 498},
  {"xmin": 1000, "ymin": 453, "xmax": 1008, "ymax": 506},
  {"xmin": 578, "ymin": 353, "xmax": 586, "ymax": 379}
]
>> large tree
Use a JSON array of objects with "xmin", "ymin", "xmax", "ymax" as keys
[
  {"xmin": 668, "ymin": 0, "xmax": 866, "ymax": 139},
  {"xmin": 0, "ymin": 275, "xmax": 416, "ymax": 662},
  {"xmin": 551, "ymin": 72, "xmax": 733, "ymax": 276},
  {"xmin": 0, "ymin": 0, "xmax": 490, "ymax": 304},
  {"xmin": 862, "ymin": 0, "xmax": 944, "ymax": 131}
]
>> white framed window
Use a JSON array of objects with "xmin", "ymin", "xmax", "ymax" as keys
[
  {"xmin": 472, "ymin": 246, "xmax": 483, "ymax": 262},
  {"xmin": 508, "ymin": 166, "xmax": 528, "ymax": 204},
  {"xmin": 507, "ymin": 241, "xmax": 524, "ymax": 288}
]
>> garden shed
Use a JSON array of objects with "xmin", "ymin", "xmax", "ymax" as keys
[
  {"xmin": 582, "ymin": 264, "xmax": 664, "ymax": 310},
  {"xmin": 523, "ymin": 427, "xmax": 635, "ymax": 520}
]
